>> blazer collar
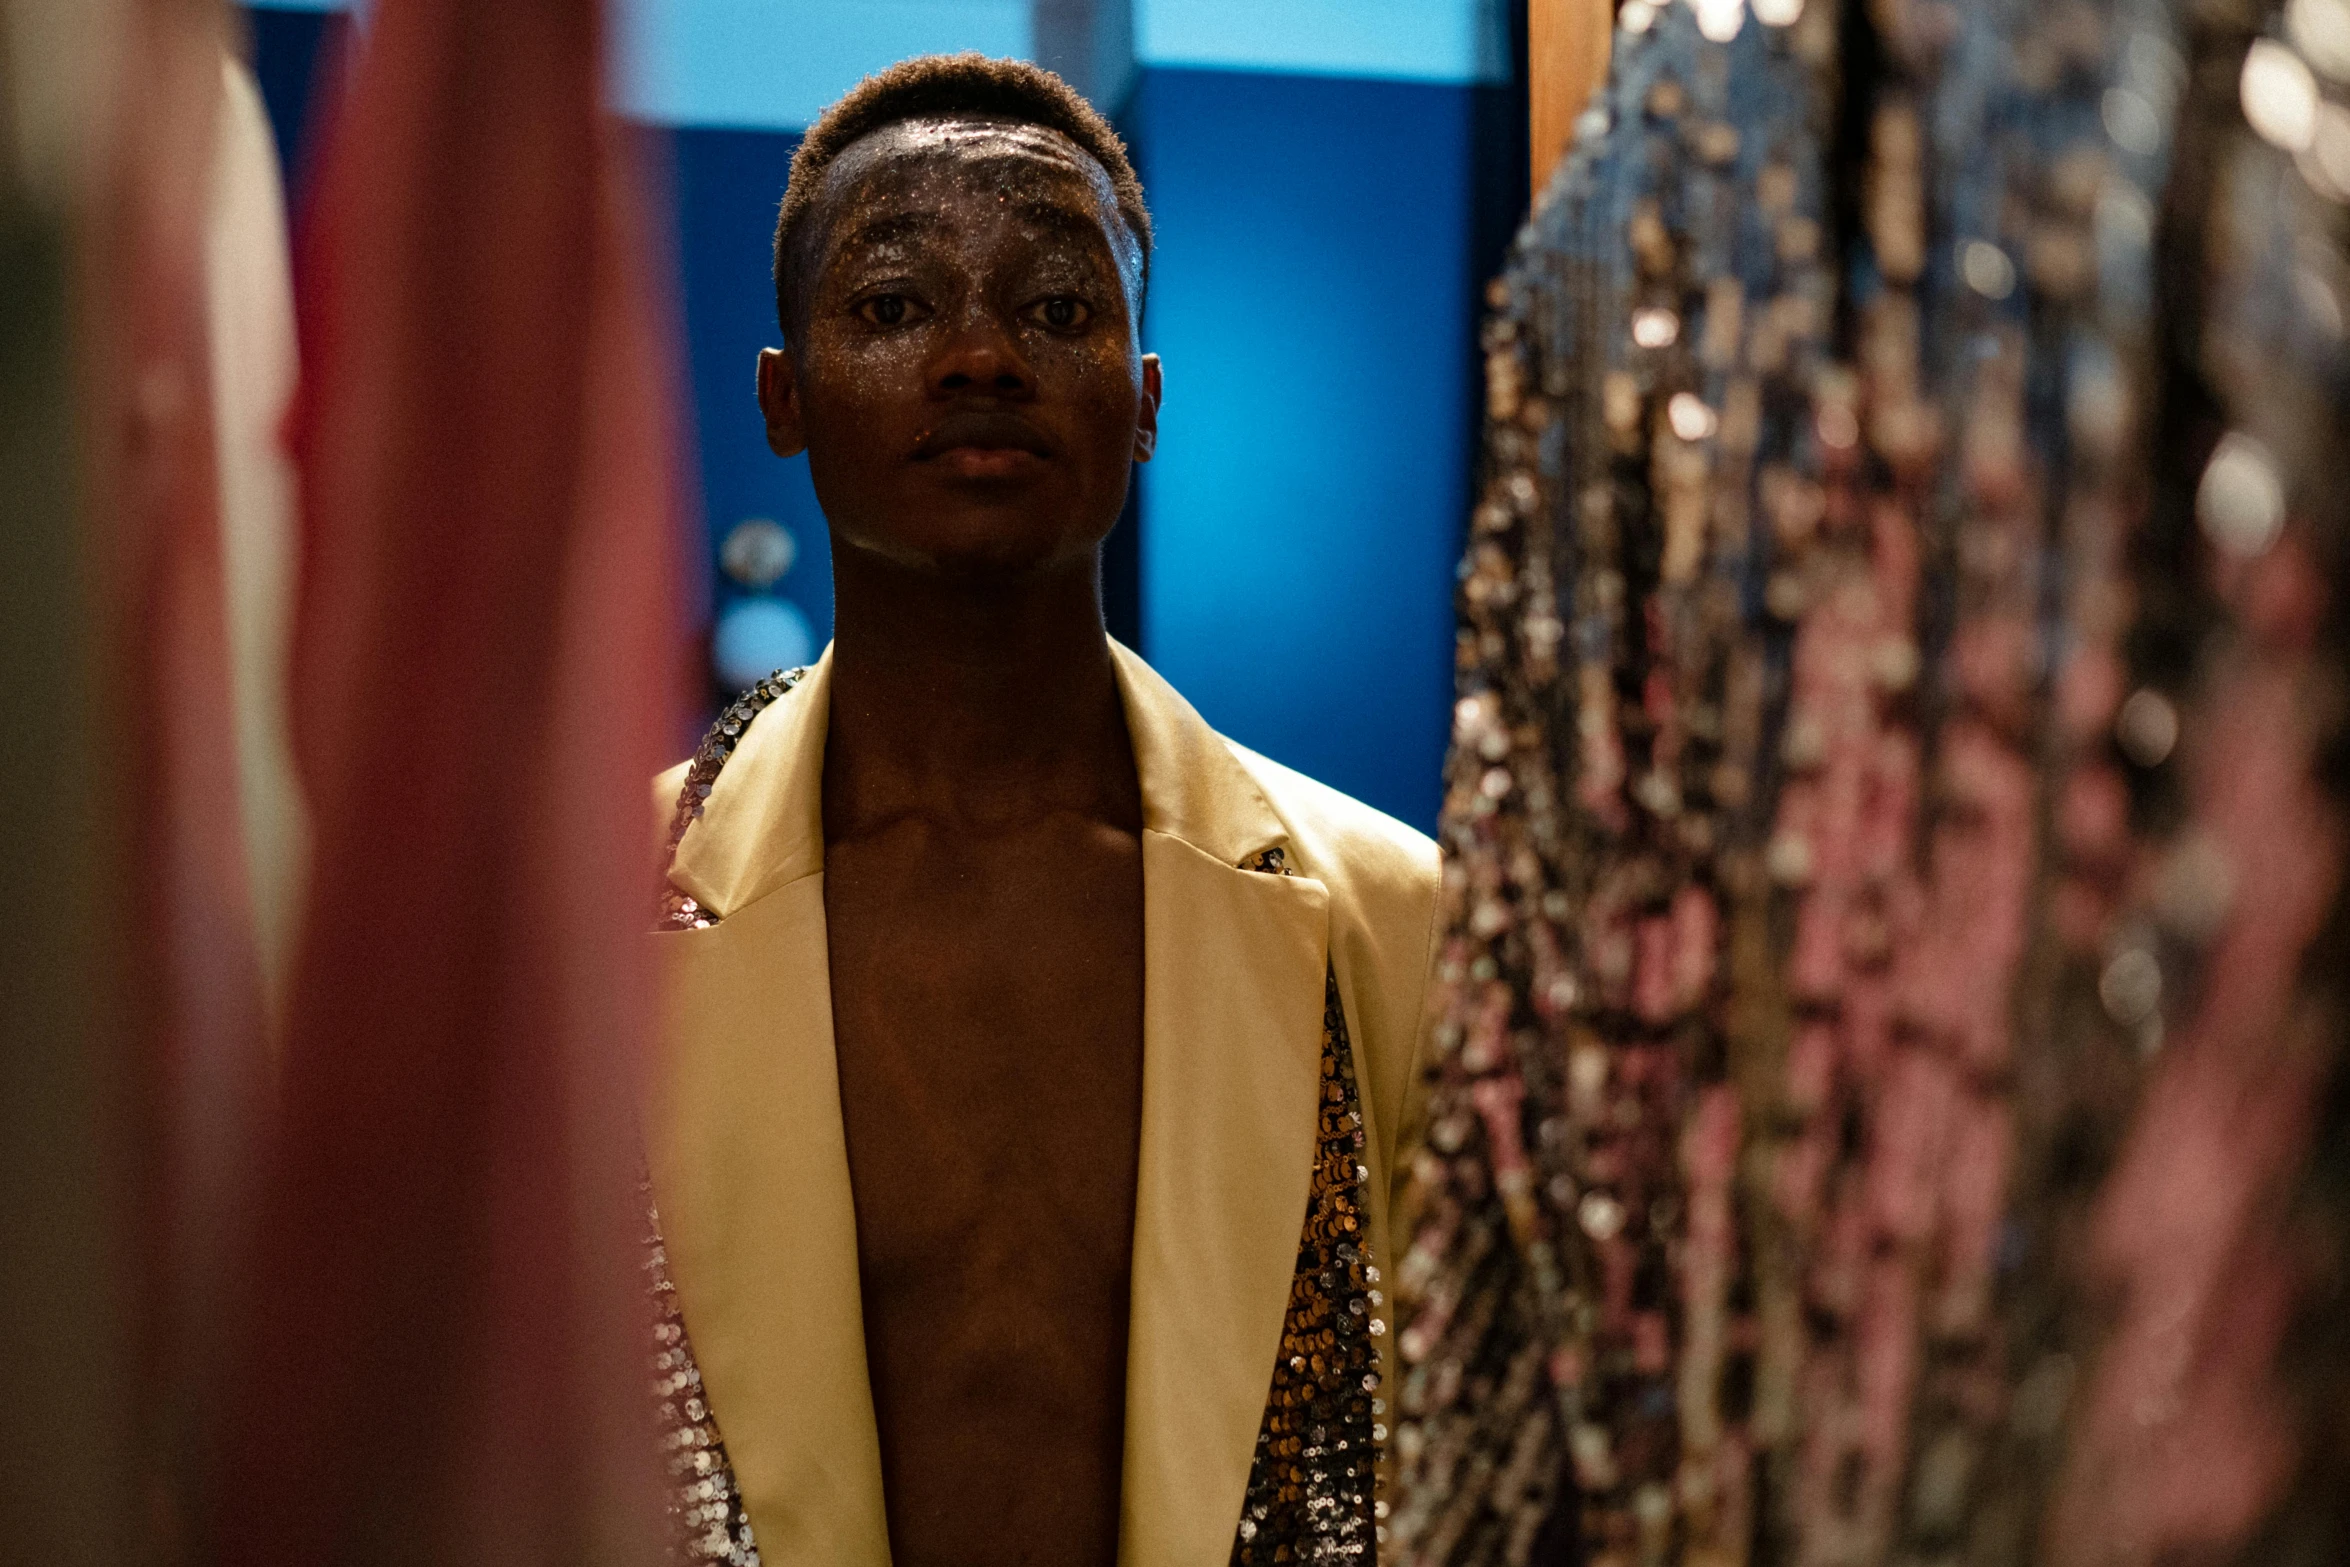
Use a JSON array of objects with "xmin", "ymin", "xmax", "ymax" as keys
[
  {"xmin": 670, "ymin": 640, "xmax": 1297, "ymax": 920},
  {"xmin": 665, "ymin": 648, "xmax": 831, "ymax": 920},
  {"xmin": 653, "ymin": 638, "xmax": 1329, "ymax": 1567},
  {"xmin": 1110, "ymin": 641, "xmax": 1292, "ymax": 869}
]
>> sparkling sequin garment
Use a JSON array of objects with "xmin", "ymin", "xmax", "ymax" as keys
[
  {"xmin": 2039, "ymin": 3, "xmax": 2350, "ymax": 1562},
  {"xmin": 1381, "ymin": 0, "xmax": 2303, "ymax": 1559},
  {"xmin": 1232, "ymin": 847, "xmax": 1385, "ymax": 1564},
  {"xmin": 650, "ymin": 676, "xmax": 1382, "ymax": 1562},
  {"xmin": 1393, "ymin": 7, "xmax": 1848, "ymax": 1558}
]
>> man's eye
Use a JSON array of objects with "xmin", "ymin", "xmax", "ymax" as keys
[
  {"xmin": 855, "ymin": 294, "xmax": 917, "ymax": 326},
  {"xmin": 1027, "ymin": 296, "xmax": 1091, "ymax": 331}
]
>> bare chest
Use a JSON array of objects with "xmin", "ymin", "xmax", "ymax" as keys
[
  {"xmin": 820, "ymin": 813, "xmax": 1145, "ymax": 1563},
  {"xmin": 823, "ymin": 814, "xmax": 1145, "ymax": 1268}
]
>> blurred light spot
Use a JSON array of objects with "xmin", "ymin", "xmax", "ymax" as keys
[
  {"xmin": 1667, "ymin": 392, "xmax": 1718, "ymax": 440},
  {"xmin": 2116, "ymin": 687, "xmax": 2179, "ymax": 766},
  {"xmin": 2243, "ymin": 38, "xmax": 2320, "ymax": 151},
  {"xmin": 2297, "ymin": 259, "xmax": 2347, "ymax": 336},
  {"xmin": 1960, "ymin": 238, "xmax": 2017, "ymax": 299},
  {"xmin": 1570, "ymin": 1044, "xmax": 1608, "ymax": 1098},
  {"xmin": 2097, "ymin": 182, "xmax": 2155, "ymax": 256},
  {"xmin": 1578, "ymin": 1190, "xmax": 1627, "ymax": 1240},
  {"xmin": 1621, "ymin": 0, "xmax": 1659, "ymax": 33},
  {"xmin": 718, "ymin": 516, "xmax": 796, "ymax": 590},
  {"xmin": 1753, "ymin": 0, "xmax": 1804, "ymax": 24},
  {"xmin": 2068, "ymin": 363, "xmax": 2128, "ymax": 452},
  {"xmin": 713, "ymin": 597, "xmax": 816, "ymax": 691},
  {"xmin": 2302, "ymin": 99, "xmax": 2350, "ymax": 199},
  {"xmin": 2098, "ymin": 947, "xmax": 2163, "ymax": 1027},
  {"xmin": 1764, "ymin": 830, "xmax": 1813, "ymax": 884},
  {"xmin": 1692, "ymin": 0, "xmax": 1746, "ymax": 43},
  {"xmin": 1631, "ymin": 307, "xmax": 1680, "ymax": 348},
  {"xmin": 1816, "ymin": 402, "xmax": 1859, "ymax": 450},
  {"xmin": 2124, "ymin": 31, "xmax": 2187, "ymax": 110},
  {"xmin": 2102, "ymin": 87, "xmax": 2164, "ymax": 155},
  {"xmin": 2155, "ymin": 834, "xmax": 2237, "ymax": 940},
  {"xmin": 2287, "ymin": 0, "xmax": 2350, "ymax": 79},
  {"xmin": 2196, "ymin": 431, "xmax": 2287, "ymax": 555}
]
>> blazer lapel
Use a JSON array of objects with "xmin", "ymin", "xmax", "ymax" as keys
[
  {"xmin": 649, "ymin": 652, "xmax": 894, "ymax": 1566},
  {"xmin": 1113, "ymin": 647, "xmax": 1333, "ymax": 1567}
]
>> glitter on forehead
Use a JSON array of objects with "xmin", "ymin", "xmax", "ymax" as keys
[
  {"xmin": 802, "ymin": 114, "xmax": 1144, "ymax": 313},
  {"xmin": 824, "ymin": 117, "xmax": 1123, "ymax": 230},
  {"xmin": 886, "ymin": 114, "xmax": 1094, "ymax": 163}
]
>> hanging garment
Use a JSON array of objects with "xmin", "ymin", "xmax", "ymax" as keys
[
  {"xmin": 645, "ymin": 641, "xmax": 1440, "ymax": 1566},
  {"xmin": 211, "ymin": 0, "xmax": 688, "ymax": 1559},
  {"xmin": 1392, "ymin": 0, "xmax": 2350, "ymax": 1562}
]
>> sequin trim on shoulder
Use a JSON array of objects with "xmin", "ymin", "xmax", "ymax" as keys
[{"xmin": 658, "ymin": 667, "xmax": 807, "ymax": 931}]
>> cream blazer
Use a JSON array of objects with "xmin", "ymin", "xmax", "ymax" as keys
[{"xmin": 647, "ymin": 641, "xmax": 1439, "ymax": 1565}]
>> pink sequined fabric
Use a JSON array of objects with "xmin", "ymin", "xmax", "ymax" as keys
[{"xmin": 1395, "ymin": 0, "xmax": 2350, "ymax": 1562}]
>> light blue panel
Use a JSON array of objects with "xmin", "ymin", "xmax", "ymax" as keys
[
  {"xmin": 619, "ymin": 0, "xmax": 1032, "ymax": 130},
  {"xmin": 1136, "ymin": 0, "xmax": 1508, "ymax": 83},
  {"xmin": 1134, "ymin": 68, "xmax": 1473, "ymax": 831}
]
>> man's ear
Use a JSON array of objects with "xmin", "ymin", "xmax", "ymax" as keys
[
  {"xmin": 1133, "ymin": 353, "xmax": 1163, "ymax": 464},
  {"xmin": 757, "ymin": 347, "xmax": 807, "ymax": 458}
]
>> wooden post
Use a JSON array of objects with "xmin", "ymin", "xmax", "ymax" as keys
[{"xmin": 1529, "ymin": 0, "xmax": 1613, "ymax": 197}]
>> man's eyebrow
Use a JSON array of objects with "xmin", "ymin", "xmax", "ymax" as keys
[{"xmin": 1010, "ymin": 199, "xmax": 1115, "ymax": 250}]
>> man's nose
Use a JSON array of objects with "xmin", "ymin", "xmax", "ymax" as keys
[{"xmin": 929, "ymin": 308, "xmax": 1034, "ymax": 398}]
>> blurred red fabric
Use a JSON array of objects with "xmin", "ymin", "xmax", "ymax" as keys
[{"xmin": 215, "ymin": 0, "xmax": 684, "ymax": 1558}]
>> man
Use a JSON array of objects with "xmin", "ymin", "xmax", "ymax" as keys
[{"xmin": 647, "ymin": 54, "xmax": 1438, "ymax": 1567}]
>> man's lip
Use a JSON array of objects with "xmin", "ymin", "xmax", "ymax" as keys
[
  {"xmin": 929, "ymin": 446, "xmax": 1046, "ymax": 478},
  {"xmin": 913, "ymin": 411, "xmax": 1055, "ymax": 462}
]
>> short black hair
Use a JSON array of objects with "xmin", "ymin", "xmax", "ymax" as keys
[{"xmin": 772, "ymin": 52, "xmax": 1152, "ymax": 347}]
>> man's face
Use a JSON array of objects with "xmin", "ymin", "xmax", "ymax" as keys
[{"xmin": 759, "ymin": 116, "xmax": 1160, "ymax": 579}]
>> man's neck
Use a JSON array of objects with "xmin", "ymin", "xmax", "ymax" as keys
[{"xmin": 821, "ymin": 542, "xmax": 1141, "ymax": 838}]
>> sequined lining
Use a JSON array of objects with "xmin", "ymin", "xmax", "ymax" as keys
[
  {"xmin": 1231, "ymin": 847, "xmax": 1384, "ymax": 1564},
  {"xmin": 646, "ymin": 1192, "xmax": 761, "ymax": 1565},
  {"xmin": 650, "ymin": 677, "xmax": 1383, "ymax": 1562}
]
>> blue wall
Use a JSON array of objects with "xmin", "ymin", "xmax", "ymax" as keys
[
  {"xmin": 668, "ymin": 128, "xmax": 835, "ymax": 649},
  {"xmin": 1132, "ymin": 69, "xmax": 1475, "ymax": 828}
]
